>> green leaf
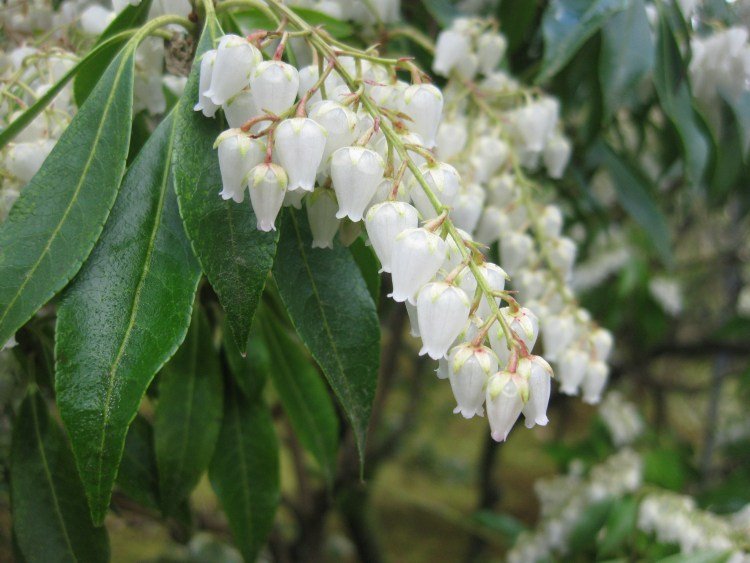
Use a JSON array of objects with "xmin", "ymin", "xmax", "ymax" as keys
[
  {"xmin": 273, "ymin": 209, "xmax": 380, "ymax": 463},
  {"xmin": 599, "ymin": 0, "xmax": 653, "ymax": 119},
  {"xmin": 0, "ymin": 46, "xmax": 136, "ymax": 350},
  {"xmin": 537, "ymin": 0, "xmax": 628, "ymax": 84},
  {"xmin": 11, "ymin": 391, "xmax": 109, "ymax": 563},
  {"xmin": 173, "ymin": 16, "xmax": 278, "ymax": 348},
  {"xmin": 155, "ymin": 307, "xmax": 224, "ymax": 516},
  {"xmin": 222, "ymin": 314, "xmax": 268, "ymax": 399},
  {"xmin": 644, "ymin": 448, "xmax": 688, "ymax": 490},
  {"xmin": 116, "ymin": 415, "xmax": 160, "ymax": 511},
  {"xmin": 654, "ymin": 7, "xmax": 711, "ymax": 184},
  {"xmin": 594, "ymin": 142, "xmax": 672, "ymax": 266},
  {"xmin": 231, "ymin": 6, "xmax": 353, "ymax": 38},
  {"xmin": 349, "ymin": 237, "xmax": 380, "ymax": 305},
  {"xmin": 568, "ymin": 498, "xmax": 614, "ymax": 552},
  {"xmin": 598, "ymin": 495, "xmax": 639, "ymax": 557},
  {"xmin": 656, "ymin": 551, "xmax": 732, "ymax": 563},
  {"xmin": 497, "ymin": 0, "xmax": 540, "ymax": 52},
  {"xmin": 55, "ymin": 112, "xmax": 201, "ymax": 524},
  {"xmin": 209, "ymin": 381, "xmax": 279, "ymax": 562},
  {"xmin": 73, "ymin": 0, "xmax": 153, "ymax": 106},
  {"xmin": 260, "ymin": 310, "xmax": 339, "ymax": 482},
  {"xmin": 419, "ymin": 0, "xmax": 458, "ymax": 26}
]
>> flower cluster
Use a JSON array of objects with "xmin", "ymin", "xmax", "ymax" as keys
[
  {"xmin": 599, "ymin": 391, "xmax": 645, "ymax": 446},
  {"xmin": 508, "ymin": 449, "xmax": 643, "ymax": 563}
]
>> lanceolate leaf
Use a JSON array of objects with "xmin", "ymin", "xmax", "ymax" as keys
[
  {"xmin": 0, "ymin": 46, "xmax": 136, "ymax": 349},
  {"xmin": 209, "ymin": 381, "xmax": 279, "ymax": 563},
  {"xmin": 155, "ymin": 307, "xmax": 223, "ymax": 516},
  {"xmin": 273, "ymin": 209, "xmax": 380, "ymax": 462},
  {"xmin": 261, "ymin": 311, "xmax": 339, "ymax": 482},
  {"xmin": 56, "ymin": 112, "xmax": 201, "ymax": 524},
  {"xmin": 173, "ymin": 15, "xmax": 278, "ymax": 348},
  {"xmin": 537, "ymin": 0, "xmax": 628, "ymax": 84},
  {"xmin": 116, "ymin": 415, "xmax": 160, "ymax": 511},
  {"xmin": 11, "ymin": 391, "xmax": 109, "ymax": 563}
]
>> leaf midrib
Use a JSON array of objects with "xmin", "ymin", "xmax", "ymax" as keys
[{"xmin": 0, "ymin": 47, "xmax": 134, "ymax": 332}]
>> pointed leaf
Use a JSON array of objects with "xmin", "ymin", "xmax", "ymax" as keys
[
  {"xmin": 155, "ymin": 307, "xmax": 223, "ymax": 516},
  {"xmin": 349, "ymin": 237, "xmax": 380, "ymax": 305},
  {"xmin": 173, "ymin": 16, "xmax": 278, "ymax": 348},
  {"xmin": 116, "ymin": 415, "xmax": 160, "ymax": 511},
  {"xmin": 56, "ymin": 112, "xmax": 201, "ymax": 524},
  {"xmin": 260, "ymin": 311, "xmax": 339, "ymax": 482},
  {"xmin": 209, "ymin": 381, "xmax": 279, "ymax": 562},
  {"xmin": 11, "ymin": 391, "xmax": 109, "ymax": 563},
  {"xmin": 272, "ymin": 209, "xmax": 379, "ymax": 462},
  {"xmin": 0, "ymin": 45, "xmax": 136, "ymax": 349}
]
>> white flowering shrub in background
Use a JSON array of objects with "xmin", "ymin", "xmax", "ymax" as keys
[{"xmin": 0, "ymin": 0, "xmax": 749, "ymax": 561}]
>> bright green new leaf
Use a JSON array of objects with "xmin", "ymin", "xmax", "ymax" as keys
[
  {"xmin": 155, "ymin": 306, "xmax": 224, "ymax": 516},
  {"xmin": 0, "ymin": 45, "xmax": 136, "ymax": 350},
  {"xmin": 56, "ymin": 112, "xmax": 201, "ymax": 525},
  {"xmin": 273, "ymin": 209, "xmax": 380, "ymax": 464},
  {"xmin": 11, "ymin": 391, "xmax": 110, "ymax": 563}
]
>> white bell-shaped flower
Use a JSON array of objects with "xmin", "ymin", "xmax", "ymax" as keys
[
  {"xmin": 365, "ymin": 201, "xmax": 419, "ymax": 272},
  {"xmin": 250, "ymin": 60, "xmax": 300, "ymax": 115},
  {"xmin": 477, "ymin": 32, "xmax": 507, "ymax": 75},
  {"xmin": 215, "ymin": 129, "xmax": 265, "ymax": 203},
  {"xmin": 540, "ymin": 205, "xmax": 563, "ymax": 238},
  {"xmin": 476, "ymin": 263, "xmax": 508, "ymax": 319},
  {"xmin": 549, "ymin": 236, "xmax": 577, "ymax": 280},
  {"xmin": 500, "ymin": 231, "xmax": 534, "ymax": 275},
  {"xmin": 309, "ymin": 100, "xmax": 358, "ymax": 167},
  {"xmin": 405, "ymin": 301, "xmax": 421, "ymax": 338},
  {"xmin": 274, "ymin": 117, "xmax": 327, "ymax": 192},
  {"xmin": 433, "ymin": 29, "xmax": 471, "ymax": 76},
  {"xmin": 582, "ymin": 360, "xmax": 609, "ymax": 404},
  {"xmin": 487, "ymin": 174, "xmax": 519, "ymax": 208},
  {"xmin": 330, "ymin": 146, "xmax": 385, "ymax": 221},
  {"xmin": 436, "ymin": 357, "xmax": 450, "ymax": 380},
  {"xmin": 541, "ymin": 314, "xmax": 575, "ymax": 362},
  {"xmin": 390, "ymin": 228, "xmax": 447, "ymax": 303},
  {"xmin": 590, "ymin": 328, "xmax": 614, "ymax": 362},
  {"xmin": 416, "ymin": 282, "xmax": 471, "ymax": 360},
  {"xmin": 515, "ymin": 269, "xmax": 547, "ymax": 301},
  {"xmin": 486, "ymin": 371, "xmax": 526, "ymax": 442},
  {"xmin": 512, "ymin": 103, "xmax": 550, "ymax": 153},
  {"xmin": 436, "ymin": 117, "xmax": 468, "ymax": 160},
  {"xmin": 4, "ymin": 140, "xmax": 55, "ymax": 183},
  {"xmin": 410, "ymin": 161, "xmax": 461, "ymax": 219},
  {"xmin": 401, "ymin": 84, "xmax": 443, "ymax": 148},
  {"xmin": 194, "ymin": 49, "xmax": 219, "ymax": 117},
  {"xmin": 451, "ymin": 183, "xmax": 485, "ymax": 234},
  {"xmin": 247, "ymin": 163, "xmax": 287, "ymax": 231},
  {"xmin": 306, "ymin": 189, "xmax": 340, "ymax": 249},
  {"xmin": 297, "ymin": 64, "xmax": 343, "ymax": 106},
  {"xmin": 449, "ymin": 344, "xmax": 498, "ymax": 419},
  {"xmin": 443, "ymin": 229, "xmax": 473, "ymax": 271},
  {"xmin": 475, "ymin": 206, "xmax": 509, "ymax": 246},
  {"xmin": 456, "ymin": 52, "xmax": 480, "ymax": 80},
  {"xmin": 205, "ymin": 35, "xmax": 261, "ymax": 106},
  {"xmin": 223, "ymin": 89, "xmax": 259, "ymax": 129},
  {"xmin": 544, "ymin": 133, "xmax": 571, "ymax": 179},
  {"xmin": 283, "ymin": 188, "xmax": 306, "ymax": 209},
  {"xmin": 519, "ymin": 356, "xmax": 553, "ymax": 428},
  {"xmin": 489, "ymin": 307, "xmax": 539, "ymax": 362},
  {"xmin": 366, "ymin": 178, "xmax": 410, "ymax": 213},
  {"xmin": 558, "ymin": 348, "xmax": 588, "ymax": 395},
  {"xmin": 471, "ymin": 137, "xmax": 509, "ymax": 184}
]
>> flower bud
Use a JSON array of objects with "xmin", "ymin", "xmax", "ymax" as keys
[
  {"xmin": 297, "ymin": 64, "xmax": 343, "ymax": 106},
  {"xmin": 470, "ymin": 137, "xmax": 509, "ymax": 183},
  {"xmin": 206, "ymin": 35, "xmax": 261, "ymax": 106},
  {"xmin": 247, "ymin": 163, "xmax": 287, "ymax": 231},
  {"xmin": 477, "ymin": 32, "xmax": 507, "ymax": 75},
  {"xmin": 250, "ymin": 60, "xmax": 300, "ymax": 116},
  {"xmin": 519, "ymin": 356, "xmax": 553, "ymax": 428},
  {"xmin": 540, "ymin": 205, "xmax": 563, "ymax": 238},
  {"xmin": 306, "ymin": 189, "xmax": 340, "ymax": 249},
  {"xmin": 366, "ymin": 178, "xmax": 410, "ymax": 213},
  {"xmin": 433, "ymin": 30, "xmax": 471, "ymax": 76},
  {"xmin": 416, "ymin": 282, "xmax": 471, "ymax": 360},
  {"xmin": 283, "ymin": 188, "xmax": 306, "ymax": 209},
  {"xmin": 389, "ymin": 228, "xmax": 447, "ymax": 303},
  {"xmin": 443, "ymin": 229, "xmax": 473, "ymax": 272},
  {"xmin": 309, "ymin": 100, "xmax": 358, "ymax": 167},
  {"xmin": 194, "ymin": 49, "xmax": 219, "ymax": 117},
  {"xmin": 401, "ymin": 84, "xmax": 444, "ymax": 148},
  {"xmin": 475, "ymin": 206, "xmax": 511, "ymax": 246},
  {"xmin": 489, "ymin": 307, "xmax": 539, "ymax": 361},
  {"xmin": 591, "ymin": 328, "xmax": 614, "ymax": 362},
  {"xmin": 451, "ymin": 183, "xmax": 486, "ymax": 234},
  {"xmin": 406, "ymin": 301, "xmax": 420, "ymax": 338},
  {"xmin": 436, "ymin": 357, "xmax": 449, "ymax": 380},
  {"xmin": 549, "ymin": 236, "xmax": 577, "ymax": 280},
  {"xmin": 487, "ymin": 174, "xmax": 519, "ymax": 208},
  {"xmin": 476, "ymin": 263, "xmax": 508, "ymax": 319},
  {"xmin": 541, "ymin": 314, "xmax": 575, "ymax": 362},
  {"xmin": 4, "ymin": 140, "xmax": 55, "ymax": 183},
  {"xmin": 365, "ymin": 201, "xmax": 419, "ymax": 272},
  {"xmin": 449, "ymin": 344, "xmax": 498, "ymax": 418},
  {"xmin": 582, "ymin": 360, "xmax": 609, "ymax": 404},
  {"xmin": 215, "ymin": 129, "xmax": 265, "ymax": 203},
  {"xmin": 436, "ymin": 117, "xmax": 468, "ymax": 160},
  {"xmin": 558, "ymin": 348, "xmax": 587, "ymax": 395},
  {"xmin": 500, "ymin": 231, "xmax": 534, "ymax": 275},
  {"xmin": 274, "ymin": 117, "xmax": 327, "ymax": 192},
  {"xmin": 223, "ymin": 89, "xmax": 259, "ymax": 129},
  {"xmin": 410, "ymin": 161, "xmax": 461, "ymax": 219},
  {"xmin": 331, "ymin": 146, "xmax": 385, "ymax": 221},
  {"xmin": 486, "ymin": 371, "xmax": 525, "ymax": 442},
  {"xmin": 544, "ymin": 133, "xmax": 571, "ymax": 179}
]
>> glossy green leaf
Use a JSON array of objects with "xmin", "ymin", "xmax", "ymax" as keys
[
  {"xmin": 349, "ymin": 237, "xmax": 380, "ymax": 305},
  {"xmin": 11, "ymin": 391, "xmax": 109, "ymax": 563},
  {"xmin": 654, "ymin": 7, "xmax": 710, "ymax": 184},
  {"xmin": 73, "ymin": 0, "xmax": 153, "ymax": 106},
  {"xmin": 598, "ymin": 495, "xmax": 639, "ymax": 557},
  {"xmin": 261, "ymin": 311, "xmax": 339, "ymax": 482},
  {"xmin": 173, "ymin": 16, "xmax": 278, "ymax": 348},
  {"xmin": 222, "ymin": 314, "xmax": 268, "ymax": 400},
  {"xmin": 273, "ymin": 209, "xmax": 379, "ymax": 462},
  {"xmin": 0, "ymin": 46, "xmax": 136, "ymax": 350},
  {"xmin": 56, "ymin": 112, "xmax": 201, "ymax": 524},
  {"xmin": 116, "ymin": 415, "xmax": 160, "ymax": 510},
  {"xmin": 600, "ymin": 0, "xmax": 653, "ymax": 119},
  {"xmin": 568, "ymin": 498, "xmax": 614, "ymax": 552},
  {"xmin": 656, "ymin": 551, "xmax": 732, "ymax": 563},
  {"xmin": 537, "ymin": 0, "xmax": 628, "ymax": 84},
  {"xmin": 209, "ymin": 381, "xmax": 279, "ymax": 562},
  {"xmin": 155, "ymin": 307, "xmax": 223, "ymax": 516},
  {"xmin": 595, "ymin": 142, "xmax": 672, "ymax": 266},
  {"xmin": 497, "ymin": 0, "xmax": 539, "ymax": 52}
]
